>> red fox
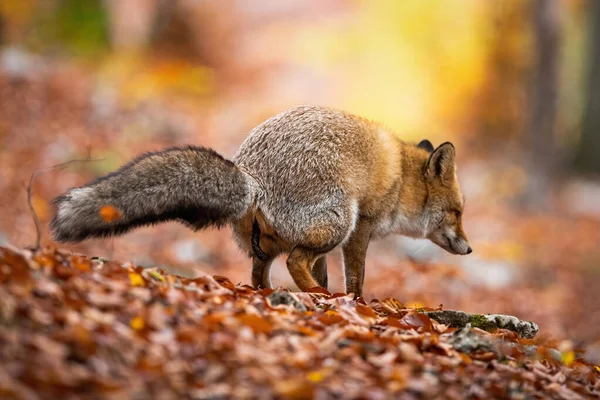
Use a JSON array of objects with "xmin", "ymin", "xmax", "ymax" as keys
[{"xmin": 51, "ymin": 105, "xmax": 471, "ymax": 296}]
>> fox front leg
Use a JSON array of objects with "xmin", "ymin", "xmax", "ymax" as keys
[
  {"xmin": 342, "ymin": 219, "xmax": 372, "ymax": 297},
  {"xmin": 251, "ymin": 256, "xmax": 274, "ymax": 289}
]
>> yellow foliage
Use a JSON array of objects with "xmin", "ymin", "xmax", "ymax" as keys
[
  {"xmin": 97, "ymin": 54, "xmax": 214, "ymax": 108},
  {"xmin": 477, "ymin": 241, "xmax": 525, "ymax": 262},
  {"xmin": 0, "ymin": 0, "xmax": 38, "ymax": 27},
  {"xmin": 291, "ymin": 0, "xmax": 489, "ymax": 138}
]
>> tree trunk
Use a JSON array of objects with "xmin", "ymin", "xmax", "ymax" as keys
[
  {"xmin": 574, "ymin": 1, "xmax": 600, "ymax": 175},
  {"xmin": 524, "ymin": 0, "xmax": 561, "ymax": 207}
]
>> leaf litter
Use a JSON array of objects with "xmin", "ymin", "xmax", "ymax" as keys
[{"xmin": 0, "ymin": 245, "xmax": 599, "ymax": 399}]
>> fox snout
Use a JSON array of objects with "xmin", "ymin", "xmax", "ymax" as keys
[
  {"xmin": 429, "ymin": 227, "xmax": 472, "ymax": 256},
  {"xmin": 446, "ymin": 232, "xmax": 472, "ymax": 255}
]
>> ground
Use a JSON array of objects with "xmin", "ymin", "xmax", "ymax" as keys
[{"xmin": 1, "ymin": 245, "xmax": 598, "ymax": 399}]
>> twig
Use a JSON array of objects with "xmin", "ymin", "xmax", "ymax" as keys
[{"xmin": 26, "ymin": 148, "xmax": 102, "ymax": 250}]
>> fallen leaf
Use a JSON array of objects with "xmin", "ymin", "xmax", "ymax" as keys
[
  {"xmin": 401, "ymin": 312, "xmax": 433, "ymax": 332},
  {"xmin": 317, "ymin": 312, "xmax": 345, "ymax": 326},
  {"xmin": 381, "ymin": 298, "xmax": 405, "ymax": 315},
  {"xmin": 307, "ymin": 368, "xmax": 332, "ymax": 383},
  {"xmin": 237, "ymin": 313, "xmax": 272, "ymax": 334},
  {"xmin": 562, "ymin": 350, "xmax": 575, "ymax": 366},
  {"xmin": 128, "ymin": 272, "xmax": 145, "ymax": 287},
  {"xmin": 71, "ymin": 256, "xmax": 92, "ymax": 272},
  {"xmin": 130, "ymin": 316, "xmax": 145, "ymax": 331},
  {"xmin": 356, "ymin": 304, "xmax": 378, "ymax": 319},
  {"xmin": 306, "ymin": 286, "xmax": 332, "ymax": 295},
  {"xmin": 274, "ymin": 379, "xmax": 314, "ymax": 399},
  {"xmin": 147, "ymin": 270, "xmax": 166, "ymax": 283}
]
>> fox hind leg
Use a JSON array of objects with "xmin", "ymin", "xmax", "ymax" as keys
[
  {"xmin": 311, "ymin": 256, "xmax": 328, "ymax": 289},
  {"xmin": 286, "ymin": 247, "xmax": 321, "ymax": 291},
  {"xmin": 287, "ymin": 201, "xmax": 356, "ymax": 291}
]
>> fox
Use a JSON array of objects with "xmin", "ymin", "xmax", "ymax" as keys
[{"xmin": 51, "ymin": 105, "xmax": 471, "ymax": 296}]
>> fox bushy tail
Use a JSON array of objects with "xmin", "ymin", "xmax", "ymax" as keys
[{"xmin": 51, "ymin": 146, "xmax": 253, "ymax": 242}]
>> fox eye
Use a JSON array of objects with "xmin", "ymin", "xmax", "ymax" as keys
[{"xmin": 453, "ymin": 210, "xmax": 461, "ymax": 218}]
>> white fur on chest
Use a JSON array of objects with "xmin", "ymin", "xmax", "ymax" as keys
[{"xmin": 372, "ymin": 211, "xmax": 427, "ymax": 239}]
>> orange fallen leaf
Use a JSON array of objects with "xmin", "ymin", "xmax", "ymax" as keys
[
  {"xmin": 213, "ymin": 275, "xmax": 235, "ymax": 291},
  {"xmin": 317, "ymin": 312, "xmax": 345, "ymax": 326},
  {"xmin": 356, "ymin": 304, "xmax": 378, "ymax": 319},
  {"xmin": 237, "ymin": 313, "xmax": 272, "ymax": 334},
  {"xmin": 71, "ymin": 256, "xmax": 92, "ymax": 272},
  {"xmin": 381, "ymin": 298, "xmax": 405, "ymax": 315},
  {"xmin": 306, "ymin": 286, "xmax": 331, "ymax": 295},
  {"xmin": 130, "ymin": 316, "xmax": 145, "ymax": 331},
  {"xmin": 296, "ymin": 325, "xmax": 317, "ymax": 336},
  {"xmin": 381, "ymin": 317, "xmax": 406, "ymax": 329},
  {"xmin": 459, "ymin": 352, "xmax": 473, "ymax": 365},
  {"xmin": 401, "ymin": 312, "xmax": 433, "ymax": 332},
  {"xmin": 274, "ymin": 379, "xmax": 314, "ymax": 399}
]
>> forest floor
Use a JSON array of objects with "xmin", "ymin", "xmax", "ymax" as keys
[{"xmin": 1, "ymin": 245, "xmax": 599, "ymax": 399}]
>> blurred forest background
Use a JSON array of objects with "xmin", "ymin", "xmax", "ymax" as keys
[{"xmin": 1, "ymin": 0, "xmax": 600, "ymax": 361}]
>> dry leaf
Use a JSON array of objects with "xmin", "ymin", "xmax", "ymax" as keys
[
  {"xmin": 128, "ymin": 272, "xmax": 145, "ymax": 287},
  {"xmin": 381, "ymin": 298, "xmax": 405, "ymax": 315},
  {"xmin": 130, "ymin": 316, "xmax": 145, "ymax": 331},
  {"xmin": 237, "ymin": 313, "xmax": 272, "ymax": 335}
]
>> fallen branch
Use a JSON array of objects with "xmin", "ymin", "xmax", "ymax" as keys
[{"xmin": 425, "ymin": 310, "xmax": 539, "ymax": 339}]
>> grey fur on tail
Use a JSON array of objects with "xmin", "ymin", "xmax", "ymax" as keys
[{"xmin": 51, "ymin": 146, "xmax": 253, "ymax": 242}]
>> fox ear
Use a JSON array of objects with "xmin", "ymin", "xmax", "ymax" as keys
[
  {"xmin": 417, "ymin": 139, "xmax": 434, "ymax": 153},
  {"xmin": 425, "ymin": 142, "xmax": 455, "ymax": 182}
]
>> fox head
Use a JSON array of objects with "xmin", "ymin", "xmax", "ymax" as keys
[{"xmin": 419, "ymin": 140, "xmax": 472, "ymax": 256}]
